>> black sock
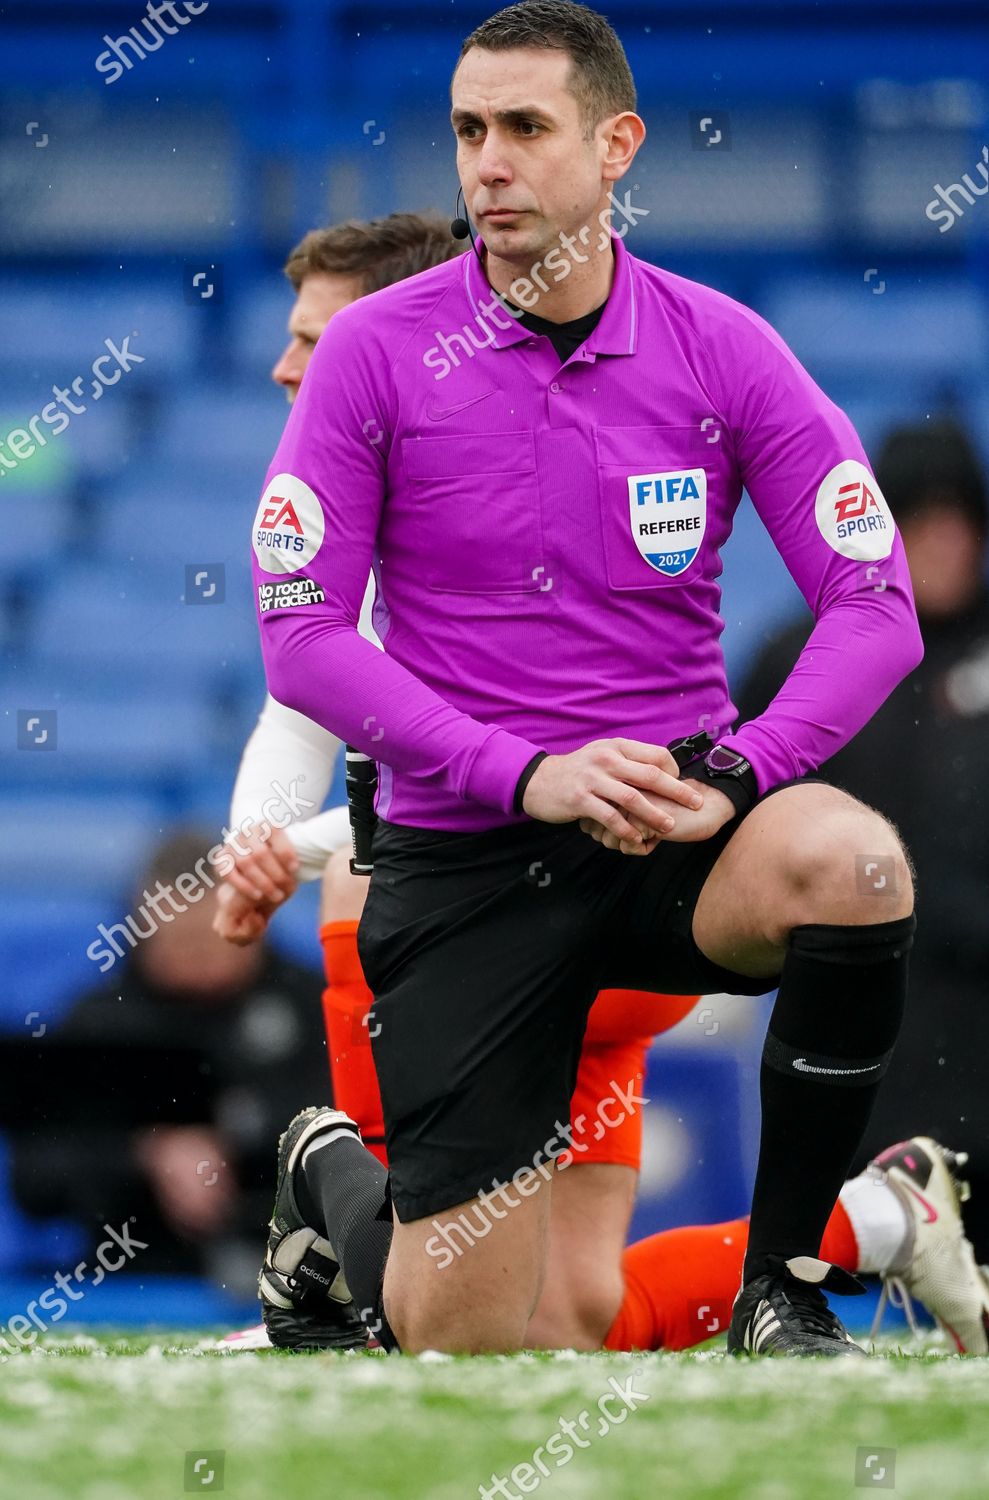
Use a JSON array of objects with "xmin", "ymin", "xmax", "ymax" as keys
[
  {"xmin": 298, "ymin": 1135, "xmax": 398, "ymax": 1349},
  {"xmin": 743, "ymin": 913, "xmax": 916, "ymax": 1284}
]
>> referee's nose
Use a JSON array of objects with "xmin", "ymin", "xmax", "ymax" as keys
[{"xmin": 475, "ymin": 130, "xmax": 515, "ymax": 191}]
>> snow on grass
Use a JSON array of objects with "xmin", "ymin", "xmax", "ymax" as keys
[{"xmin": 1, "ymin": 1335, "xmax": 988, "ymax": 1500}]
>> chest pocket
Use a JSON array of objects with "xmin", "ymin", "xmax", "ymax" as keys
[
  {"xmin": 596, "ymin": 426, "xmax": 716, "ymax": 591},
  {"xmin": 402, "ymin": 431, "xmax": 545, "ymax": 593}
]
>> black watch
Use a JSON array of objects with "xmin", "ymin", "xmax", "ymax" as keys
[{"xmin": 691, "ymin": 745, "xmax": 758, "ymax": 815}]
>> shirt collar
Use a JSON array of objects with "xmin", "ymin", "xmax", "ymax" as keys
[{"xmin": 462, "ymin": 229, "xmax": 637, "ymax": 360}]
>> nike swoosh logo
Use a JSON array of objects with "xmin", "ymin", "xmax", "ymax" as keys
[
  {"xmin": 901, "ymin": 1182, "xmax": 938, "ymax": 1224},
  {"xmin": 792, "ymin": 1058, "xmax": 883, "ymax": 1077},
  {"xmin": 426, "ymin": 390, "xmax": 495, "ymax": 422}
]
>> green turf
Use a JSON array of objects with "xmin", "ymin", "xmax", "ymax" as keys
[{"xmin": 1, "ymin": 1333, "xmax": 988, "ymax": 1500}]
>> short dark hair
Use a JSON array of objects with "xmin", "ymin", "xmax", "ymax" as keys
[
  {"xmin": 284, "ymin": 212, "xmax": 466, "ymax": 297},
  {"xmin": 456, "ymin": 0, "xmax": 636, "ymax": 138},
  {"xmin": 138, "ymin": 828, "xmax": 219, "ymax": 897},
  {"xmin": 875, "ymin": 418, "xmax": 988, "ymax": 538}
]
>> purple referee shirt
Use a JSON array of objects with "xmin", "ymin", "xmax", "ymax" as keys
[{"xmin": 252, "ymin": 231, "xmax": 923, "ymax": 831}]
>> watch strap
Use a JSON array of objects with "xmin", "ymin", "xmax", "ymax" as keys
[
  {"xmin": 687, "ymin": 754, "xmax": 758, "ymax": 815},
  {"xmin": 514, "ymin": 751, "xmax": 549, "ymax": 816}
]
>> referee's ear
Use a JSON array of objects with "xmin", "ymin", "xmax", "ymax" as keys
[{"xmin": 598, "ymin": 111, "xmax": 646, "ymax": 186}]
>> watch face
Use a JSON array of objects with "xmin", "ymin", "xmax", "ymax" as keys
[{"xmin": 706, "ymin": 747, "xmax": 745, "ymax": 774}]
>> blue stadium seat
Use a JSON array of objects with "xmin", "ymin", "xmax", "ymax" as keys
[
  {"xmin": 2, "ymin": 649, "xmax": 264, "ymax": 716},
  {"xmin": 99, "ymin": 494, "xmax": 259, "ymax": 571},
  {"xmin": 8, "ymin": 693, "xmax": 223, "ymax": 780},
  {"xmin": 0, "ymin": 1267, "xmax": 257, "ymax": 1326},
  {"xmin": 102, "ymin": 454, "xmax": 265, "ymax": 519},
  {"xmin": 156, "ymin": 387, "xmax": 288, "ymax": 465},
  {"xmin": 29, "ymin": 563, "xmax": 259, "ymax": 682},
  {"xmin": 757, "ymin": 274, "xmax": 989, "ymax": 388},
  {"xmin": 230, "ymin": 282, "xmax": 297, "ymax": 376},
  {"xmin": 0, "ymin": 893, "xmax": 135, "ymax": 1029},
  {"xmin": 6, "ymin": 636, "xmax": 263, "ymax": 815},
  {"xmin": 263, "ymin": 880, "xmax": 323, "ymax": 970},
  {"xmin": 60, "ymin": 397, "xmax": 136, "ymax": 475},
  {"xmin": 628, "ymin": 1044, "xmax": 755, "ymax": 1243},
  {"xmin": 826, "ymin": 388, "xmax": 940, "ymax": 463},
  {"xmin": 0, "ymin": 381, "xmax": 138, "ymax": 479},
  {"xmin": 177, "ymin": 773, "xmax": 246, "ymax": 834},
  {"xmin": 0, "ymin": 794, "xmax": 165, "ymax": 898},
  {"xmin": 0, "ymin": 484, "xmax": 76, "ymax": 588},
  {"xmin": 0, "ymin": 280, "xmax": 197, "ymax": 379},
  {"xmin": 719, "ymin": 498, "xmax": 806, "ymax": 685}
]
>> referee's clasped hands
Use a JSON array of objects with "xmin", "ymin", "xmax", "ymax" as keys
[{"xmin": 521, "ymin": 738, "xmax": 737, "ymax": 857}]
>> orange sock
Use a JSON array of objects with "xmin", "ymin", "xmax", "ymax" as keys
[
  {"xmin": 584, "ymin": 988, "xmax": 699, "ymax": 1046},
  {"xmin": 604, "ymin": 1201, "xmax": 861, "ymax": 1351},
  {"xmin": 320, "ymin": 920, "xmax": 388, "ymax": 1167},
  {"xmin": 819, "ymin": 1198, "xmax": 859, "ymax": 1273},
  {"xmin": 604, "ymin": 1220, "xmax": 748, "ymax": 1351}
]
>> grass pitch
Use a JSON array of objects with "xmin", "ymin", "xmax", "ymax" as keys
[{"xmin": 1, "ymin": 1333, "xmax": 988, "ymax": 1500}]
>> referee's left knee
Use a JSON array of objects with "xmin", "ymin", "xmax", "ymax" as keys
[{"xmin": 776, "ymin": 789, "xmax": 915, "ymax": 926}]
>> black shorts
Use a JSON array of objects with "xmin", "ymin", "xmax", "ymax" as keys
[{"xmin": 356, "ymin": 776, "xmax": 823, "ymax": 1222}]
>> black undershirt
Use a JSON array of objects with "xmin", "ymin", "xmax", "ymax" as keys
[{"xmin": 504, "ymin": 297, "xmax": 608, "ymax": 364}]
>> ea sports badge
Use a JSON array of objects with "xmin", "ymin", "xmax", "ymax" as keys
[
  {"xmin": 253, "ymin": 472, "xmax": 325, "ymax": 575},
  {"xmin": 815, "ymin": 460, "xmax": 894, "ymax": 562},
  {"xmin": 627, "ymin": 468, "xmax": 707, "ymax": 577}
]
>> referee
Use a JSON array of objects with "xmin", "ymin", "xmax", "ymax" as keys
[{"xmin": 252, "ymin": 0, "xmax": 922, "ymax": 1357}]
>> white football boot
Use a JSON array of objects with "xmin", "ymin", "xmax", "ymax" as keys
[{"xmin": 868, "ymin": 1137, "xmax": 989, "ymax": 1353}]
